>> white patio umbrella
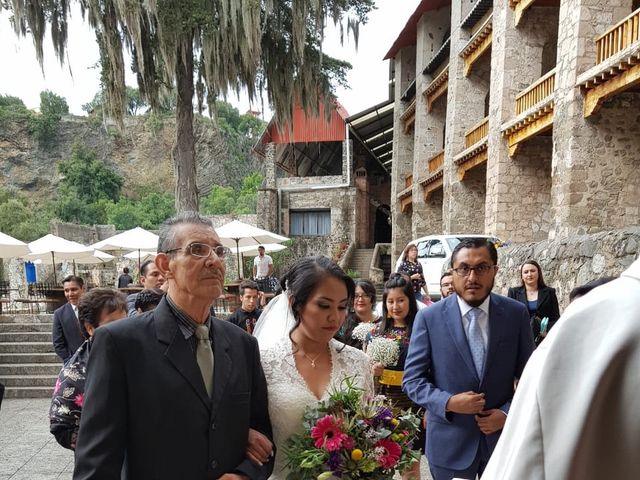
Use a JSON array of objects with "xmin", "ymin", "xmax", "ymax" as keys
[
  {"xmin": 0, "ymin": 231, "xmax": 30, "ymax": 258},
  {"xmin": 91, "ymin": 227, "xmax": 159, "ymax": 272},
  {"xmin": 24, "ymin": 234, "xmax": 95, "ymax": 283},
  {"xmin": 124, "ymin": 250, "xmax": 157, "ymax": 264},
  {"xmin": 215, "ymin": 220, "xmax": 289, "ymax": 279}
]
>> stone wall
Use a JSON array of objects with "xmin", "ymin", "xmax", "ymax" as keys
[
  {"xmin": 495, "ymin": 227, "xmax": 640, "ymax": 310},
  {"xmin": 50, "ymin": 222, "xmax": 116, "ymax": 245}
]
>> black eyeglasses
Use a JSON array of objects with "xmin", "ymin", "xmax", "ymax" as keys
[
  {"xmin": 452, "ymin": 264, "xmax": 496, "ymax": 277},
  {"xmin": 164, "ymin": 243, "xmax": 229, "ymax": 259}
]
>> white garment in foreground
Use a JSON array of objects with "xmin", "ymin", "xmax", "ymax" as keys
[
  {"xmin": 260, "ymin": 338, "xmax": 374, "ymax": 479},
  {"xmin": 482, "ymin": 257, "xmax": 640, "ymax": 480}
]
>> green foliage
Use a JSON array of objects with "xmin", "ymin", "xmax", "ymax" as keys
[
  {"xmin": 59, "ymin": 143, "xmax": 123, "ymax": 204},
  {"xmin": 0, "ymin": 95, "xmax": 33, "ymax": 125},
  {"xmin": 0, "ymin": 190, "xmax": 54, "ymax": 242},
  {"xmin": 83, "ymin": 87, "xmax": 147, "ymax": 116},
  {"xmin": 28, "ymin": 90, "xmax": 69, "ymax": 146},
  {"xmin": 201, "ymin": 172, "xmax": 263, "ymax": 215},
  {"xmin": 145, "ymin": 111, "xmax": 165, "ymax": 132},
  {"xmin": 105, "ymin": 191, "xmax": 175, "ymax": 230}
]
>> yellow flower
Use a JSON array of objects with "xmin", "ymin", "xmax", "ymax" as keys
[
  {"xmin": 351, "ymin": 448, "xmax": 364, "ymax": 461},
  {"xmin": 317, "ymin": 472, "xmax": 334, "ymax": 480},
  {"xmin": 390, "ymin": 418, "xmax": 400, "ymax": 428}
]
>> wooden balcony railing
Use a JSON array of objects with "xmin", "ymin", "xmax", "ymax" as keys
[
  {"xmin": 405, "ymin": 175, "xmax": 413, "ymax": 188},
  {"xmin": 596, "ymin": 8, "xmax": 640, "ymax": 64},
  {"xmin": 464, "ymin": 117, "xmax": 489, "ymax": 148},
  {"xmin": 515, "ymin": 68, "xmax": 556, "ymax": 115},
  {"xmin": 428, "ymin": 150, "xmax": 445, "ymax": 173}
]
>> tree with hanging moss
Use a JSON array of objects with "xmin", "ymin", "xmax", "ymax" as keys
[{"xmin": 4, "ymin": 0, "xmax": 374, "ymax": 212}]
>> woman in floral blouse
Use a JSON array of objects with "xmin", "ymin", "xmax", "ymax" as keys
[
  {"xmin": 367, "ymin": 273, "xmax": 423, "ymax": 480},
  {"xmin": 49, "ymin": 288, "xmax": 127, "ymax": 450},
  {"xmin": 397, "ymin": 244, "xmax": 429, "ymax": 302}
]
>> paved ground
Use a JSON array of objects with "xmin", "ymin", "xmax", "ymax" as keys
[
  {"xmin": 0, "ymin": 399, "xmax": 74, "ymax": 480},
  {"xmin": 0, "ymin": 398, "xmax": 432, "ymax": 480}
]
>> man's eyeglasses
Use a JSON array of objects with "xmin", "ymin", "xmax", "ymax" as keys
[
  {"xmin": 164, "ymin": 243, "xmax": 229, "ymax": 259},
  {"xmin": 452, "ymin": 264, "xmax": 496, "ymax": 277}
]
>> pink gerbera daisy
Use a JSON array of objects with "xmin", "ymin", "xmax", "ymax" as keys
[
  {"xmin": 374, "ymin": 438, "xmax": 402, "ymax": 469},
  {"xmin": 311, "ymin": 415, "xmax": 348, "ymax": 451},
  {"xmin": 73, "ymin": 393, "xmax": 84, "ymax": 407}
]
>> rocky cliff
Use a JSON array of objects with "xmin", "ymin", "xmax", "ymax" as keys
[{"xmin": 0, "ymin": 114, "xmax": 253, "ymax": 202}]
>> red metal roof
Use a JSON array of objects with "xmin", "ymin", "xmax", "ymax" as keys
[
  {"xmin": 384, "ymin": 0, "xmax": 451, "ymax": 60},
  {"xmin": 260, "ymin": 101, "xmax": 349, "ymax": 146}
]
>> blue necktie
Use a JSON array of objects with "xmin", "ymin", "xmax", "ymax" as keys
[{"xmin": 467, "ymin": 308, "xmax": 485, "ymax": 377}]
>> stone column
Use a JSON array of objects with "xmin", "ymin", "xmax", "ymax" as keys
[
  {"xmin": 443, "ymin": 0, "xmax": 489, "ymax": 234},
  {"xmin": 412, "ymin": 7, "xmax": 450, "ymax": 237},
  {"xmin": 390, "ymin": 46, "xmax": 416, "ymax": 262},
  {"xmin": 485, "ymin": 5, "xmax": 559, "ymax": 242},
  {"xmin": 256, "ymin": 143, "xmax": 280, "ymax": 233},
  {"xmin": 551, "ymin": 0, "xmax": 639, "ymax": 238}
]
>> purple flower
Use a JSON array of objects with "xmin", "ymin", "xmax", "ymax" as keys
[
  {"xmin": 373, "ymin": 407, "xmax": 393, "ymax": 424},
  {"xmin": 327, "ymin": 451, "xmax": 343, "ymax": 472}
]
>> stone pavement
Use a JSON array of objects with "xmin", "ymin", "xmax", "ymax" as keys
[
  {"xmin": 0, "ymin": 399, "xmax": 73, "ymax": 480},
  {"xmin": 0, "ymin": 398, "xmax": 432, "ymax": 480}
]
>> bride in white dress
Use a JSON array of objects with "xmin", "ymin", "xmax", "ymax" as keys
[{"xmin": 254, "ymin": 256, "xmax": 374, "ymax": 479}]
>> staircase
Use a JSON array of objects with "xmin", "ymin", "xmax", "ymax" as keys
[
  {"xmin": 0, "ymin": 315, "xmax": 60, "ymax": 398},
  {"xmin": 346, "ymin": 249, "xmax": 375, "ymax": 280}
]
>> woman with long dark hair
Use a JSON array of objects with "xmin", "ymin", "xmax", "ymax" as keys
[
  {"xmin": 508, "ymin": 259, "xmax": 560, "ymax": 346},
  {"xmin": 254, "ymin": 256, "xmax": 374, "ymax": 479},
  {"xmin": 367, "ymin": 273, "xmax": 423, "ymax": 480},
  {"xmin": 335, "ymin": 279, "xmax": 379, "ymax": 349},
  {"xmin": 397, "ymin": 243, "xmax": 429, "ymax": 302}
]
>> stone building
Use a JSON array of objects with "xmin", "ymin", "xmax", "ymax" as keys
[
  {"xmin": 254, "ymin": 101, "xmax": 392, "ymax": 264},
  {"xmin": 386, "ymin": 0, "xmax": 640, "ymax": 268}
]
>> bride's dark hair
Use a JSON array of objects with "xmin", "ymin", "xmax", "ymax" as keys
[{"xmin": 280, "ymin": 256, "xmax": 355, "ymax": 346}]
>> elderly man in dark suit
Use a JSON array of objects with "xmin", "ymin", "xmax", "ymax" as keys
[
  {"xmin": 52, "ymin": 275, "xmax": 86, "ymax": 364},
  {"xmin": 403, "ymin": 238, "xmax": 535, "ymax": 480},
  {"xmin": 74, "ymin": 212, "xmax": 274, "ymax": 480}
]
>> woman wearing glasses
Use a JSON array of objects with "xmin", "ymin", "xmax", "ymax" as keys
[
  {"xmin": 508, "ymin": 259, "xmax": 560, "ymax": 347},
  {"xmin": 335, "ymin": 279, "xmax": 379, "ymax": 349}
]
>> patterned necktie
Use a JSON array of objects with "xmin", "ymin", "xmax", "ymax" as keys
[
  {"xmin": 467, "ymin": 308, "xmax": 485, "ymax": 377},
  {"xmin": 195, "ymin": 325, "xmax": 214, "ymax": 398}
]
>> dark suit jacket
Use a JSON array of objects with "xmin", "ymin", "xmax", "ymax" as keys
[
  {"xmin": 507, "ymin": 286, "xmax": 561, "ymax": 336},
  {"xmin": 73, "ymin": 297, "xmax": 274, "ymax": 480},
  {"xmin": 403, "ymin": 293, "xmax": 534, "ymax": 471},
  {"xmin": 52, "ymin": 303, "xmax": 86, "ymax": 363}
]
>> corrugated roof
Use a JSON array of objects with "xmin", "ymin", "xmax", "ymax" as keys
[
  {"xmin": 384, "ymin": 0, "xmax": 451, "ymax": 60},
  {"xmin": 347, "ymin": 100, "xmax": 394, "ymax": 172}
]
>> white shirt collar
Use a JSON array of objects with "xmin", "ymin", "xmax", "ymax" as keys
[{"xmin": 456, "ymin": 294, "xmax": 491, "ymax": 318}]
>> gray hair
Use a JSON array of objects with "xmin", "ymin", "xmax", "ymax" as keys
[{"xmin": 157, "ymin": 211, "xmax": 215, "ymax": 253}]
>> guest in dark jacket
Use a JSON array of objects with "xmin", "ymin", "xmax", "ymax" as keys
[
  {"xmin": 227, "ymin": 280, "xmax": 263, "ymax": 334},
  {"xmin": 52, "ymin": 276, "xmax": 87, "ymax": 364},
  {"xmin": 49, "ymin": 288, "xmax": 127, "ymax": 450},
  {"xmin": 508, "ymin": 259, "xmax": 560, "ymax": 346}
]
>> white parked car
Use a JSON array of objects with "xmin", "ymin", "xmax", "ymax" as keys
[{"xmin": 395, "ymin": 234, "xmax": 500, "ymax": 299}]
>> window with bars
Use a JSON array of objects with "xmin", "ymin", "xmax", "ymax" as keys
[{"xmin": 290, "ymin": 210, "xmax": 331, "ymax": 236}]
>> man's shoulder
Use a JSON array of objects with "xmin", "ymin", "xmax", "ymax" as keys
[
  {"xmin": 212, "ymin": 317, "xmax": 258, "ymax": 343},
  {"xmin": 53, "ymin": 303, "xmax": 69, "ymax": 317},
  {"xmin": 491, "ymin": 292, "xmax": 528, "ymax": 316}
]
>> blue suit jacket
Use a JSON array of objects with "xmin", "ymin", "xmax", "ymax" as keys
[{"xmin": 403, "ymin": 293, "xmax": 534, "ymax": 471}]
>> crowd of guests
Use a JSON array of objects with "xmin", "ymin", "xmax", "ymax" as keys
[{"xmin": 40, "ymin": 215, "xmax": 635, "ymax": 480}]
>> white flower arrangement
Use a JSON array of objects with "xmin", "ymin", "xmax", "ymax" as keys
[
  {"xmin": 366, "ymin": 337, "xmax": 400, "ymax": 367},
  {"xmin": 352, "ymin": 322, "xmax": 374, "ymax": 343}
]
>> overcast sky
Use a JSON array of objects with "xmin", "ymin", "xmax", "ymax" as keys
[{"xmin": 0, "ymin": 1, "xmax": 419, "ymax": 117}]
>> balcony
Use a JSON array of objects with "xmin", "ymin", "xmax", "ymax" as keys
[
  {"xmin": 398, "ymin": 175, "xmax": 413, "ymax": 213},
  {"xmin": 423, "ymin": 64, "xmax": 449, "ymax": 112},
  {"xmin": 454, "ymin": 117, "xmax": 489, "ymax": 180},
  {"xmin": 400, "ymin": 97, "xmax": 417, "ymax": 133},
  {"xmin": 578, "ymin": 8, "xmax": 640, "ymax": 117},
  {"xmin": 461, "ymin": 15, "xmax": 493, "ymax": 77},
  {"xmin": 502, "ymin": 69, "xmax": 556, "ymax": 156},
  {"xmin": 419, "ymin": 150, "xmax": 445, "ymax": 201}
]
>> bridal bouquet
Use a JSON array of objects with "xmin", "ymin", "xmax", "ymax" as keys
[{"xmin": 283, "ymin": 378, "xmax": 421, "ymax": 479}]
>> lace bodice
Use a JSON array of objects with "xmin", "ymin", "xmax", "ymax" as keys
[{"xmin": 260, "ymin": 338, "xmax": 374, "ymax": 479}]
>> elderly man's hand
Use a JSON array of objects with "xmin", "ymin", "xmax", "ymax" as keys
[
  {"xmin": 475, "ymin": 409, "xmax": 506, "ymax": 435},
  {"xmin": 246, "ymin": 428, "xmax": 273, "ymax": 466}
]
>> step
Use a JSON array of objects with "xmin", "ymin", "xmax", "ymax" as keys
[
  {"xmin": 0, "ymin": 331, "xmax": 52, "ymax": 342},
  {"xmin": 0, "ymin": 363, "xmax": 62, "ymax": 376},
  {"xmin": 0, "ymin": 322, "xmax": 53, "ymax": 333},
  {"xmin": 0, "ymin": 352, "xmax": 61, "ymax": 363},
  {"xmin": 3, "ymin": 386, "xmax": 54, "ymax": 399},
  {"xmin": 0, "ymin": 314, "xmax": 54, "ymax": 324},
  {"xmin": 0, "ymin": 374, "xmax": 59, "ymax": 387},
  {"xmin": 0, "ymin": 342, "xmax": 55, "ymax": 354}
]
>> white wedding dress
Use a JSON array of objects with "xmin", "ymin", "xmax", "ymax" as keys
[{"xmin": 260, "ymin": 337, "xmax": 374, "ymax": 479}]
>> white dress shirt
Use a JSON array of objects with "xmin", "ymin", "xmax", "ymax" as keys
[{"xmin": 457, "ymin": 295, "xmax": 490, "ymax": 349}]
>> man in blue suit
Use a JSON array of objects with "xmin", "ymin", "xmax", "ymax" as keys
[{"xmin": 403, "ymin": 238, "xmax": 534, "ymax": 480}]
